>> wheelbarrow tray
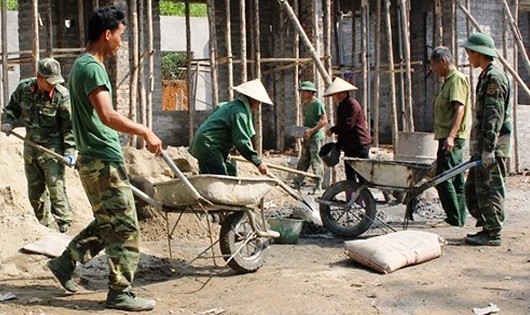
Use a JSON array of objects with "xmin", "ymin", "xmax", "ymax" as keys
[
  {"xmin": 154, "ymin": 175, "xmax": 279, "ymax": 208},
  {"xmin": 344, "ymin": 158, "xmax": 433, "ymax": 189}
]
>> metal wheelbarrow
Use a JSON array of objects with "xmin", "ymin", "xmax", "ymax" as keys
[{"xmin": 316, "ymin": 157, "xmax": 481, "ymax": 238}]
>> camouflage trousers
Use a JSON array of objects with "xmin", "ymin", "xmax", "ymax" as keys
[
  {"xmin": 294, "ymin": 139, "xmax": 324, "ymax": 189},
  {"xmin": 65, "ymin": 157, "xmax": 140, "ymax": 292},
  {"xmin": 24, "ymin": 144, "xmax": 72, "ymax": 227},
  {"xmin": 464, "ymin": 156, "xmax": 507, "ymax": 233}
]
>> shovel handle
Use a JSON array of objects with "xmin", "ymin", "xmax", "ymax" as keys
[
  {"xmin": 231, "ymin": 155, "xmax": 320, "ymax": 179},
  {"xmin": 10, "ymin": 130, "xmax": 68, "ymax": 165}
]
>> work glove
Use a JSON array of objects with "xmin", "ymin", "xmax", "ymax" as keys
[
  {"xmin": 63, "ymin": 154, "xmax": 77, "ymax": 167},
  {"xmin": 481, "ymin": 151, "xmax": 495, "ymax": 168},
  {"xmin": 1, "ymin": 123, "xmax": 12, "ymax": 136}
]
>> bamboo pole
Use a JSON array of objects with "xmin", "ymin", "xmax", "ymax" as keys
[
  {"xmin": 351, "ymin": 5, "xmax": 356, "ymax": 67},
  {"xmin": 225, "ymin": 0, "xmax": 234, "ymax": 100},
  {"xmin": 434, "ymin": 0, "xmax": 442, "ymax": 46},
  {"xmin": 254, "ymin": 0, "xmax": 262, "ymax": 154},
  {"xmin": 32, "ymin": 0, "xmax": 39, "ymax": 74},
  {"xmin": 207, "ymin": 0, "xmax": 219, "ymax": 106},
  {"xmin": 374, "ymin": 0, "xmax": 381, "ymax": 147},
  {"xmin": 186, "ymin": 0, "xmax": 194, "ymax": 142},
  {"xmin": 465, "ymin": 0, "xmax": 475, "ymax": 112},
  {"xmin": 456, "ymin": 2, "xmax": 530, "ymax": 98},
  {"xmin": 137, "ymin": 0, "xmax": 146, "ymax": 148},
  {"xmin": 278, "ymin": 3, "xmax": 285, "ymax": 151},
  {"xmin": 384, "ymin": 0, "xmax": 399, "ymax": 151},
  {"xmin": 278, "ymin": 0, "xmax": 332, "ymax": 86},
  {"xmin": 129, "ymin": 0, "xmax": 139, "ymax": 146},
  {"xmin": 92, "ymin": 0, "xmax": 99, "ymax": 7},
  {"xmin": 293, "ymin": 0, "xmax": 301, "ymax": 154},
  {"xmin": 77, "ymin": 0, "xmax": 85, "ymax": 46},
  {"xmin": 361, "ymin": 0, "xmax": 368, "ymax": 122},
  {"xmin": 399, "ymin": 0, "xmax": 413, "ymax": 131},
  {"xmin": 501, "ymin": 0, "xmax": 530, "ymax": 74},
  {"xmin": 45, "ymin": 0, "xmax": 53, "ymax": 57},
  {"xmin": 452, "ymin": 0, "xmax": 458, "ymax": 67},
  {"xmin": 240, "ymin": 0, "xmax": 247, "ymax": 82},
  {"xmin": 512, "ymin": 0, "xmax": 520, "ymax": 173},
  {"xmin": 323, "ymin": 0, "xmax": 335, "ymax": 186},
  {"xmin": 1, "ymin": 0, "xmax": 8, "ymax": 107},
  {"xmin": 147, "ymin": 0, "xmax": 154, "ymax": 128}
]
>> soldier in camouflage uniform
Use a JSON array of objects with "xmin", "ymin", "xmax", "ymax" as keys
[
  {"xmin": 47, "ymin": 7, "xmax": 162, "ymax": 312},
  {"xmin": 462, "ymin": 33, "xmax": 511, "ymax": 246},
  {"xmin": 1, "ymin": 58, "xmax": 76, "ymax": 233}
]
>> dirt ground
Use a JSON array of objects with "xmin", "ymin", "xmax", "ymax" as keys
[{"xmin": 0, "ymin": 133, "xmax": 529, "ymax": 315}]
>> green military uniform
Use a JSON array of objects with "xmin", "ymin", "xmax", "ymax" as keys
[
  {"xmin": 53, "ymin": 53, "xmax": 140, "ymax": 293},
  {"xmin": 294, "ymin": 97, "xmax": 325, "ymax": 189},
  {"xmin": 433, "ymin": 68, "xmax": 471, "ymax": 226},
  {"xmin": 465, "ymin": 62, "xmax": 511, "ymax": 235},
  {"xmin": 2, "ymin": 78, "xmax": 75, "ymax": 229},
  {"xmin": 189, "ymin": 95, "xmax": 261, "ymax": 175}
]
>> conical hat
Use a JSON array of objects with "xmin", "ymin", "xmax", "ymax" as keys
[
  {"xmin": 234, "ymin": 79, "xmax": 273, "ymax": 104},
  {"xmin": 323, "ymin": 77, "xmax": 358, "ymax": 96}
]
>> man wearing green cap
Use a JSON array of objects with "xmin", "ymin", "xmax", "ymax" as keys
[
  {"xmin": 461, "ymin": 33, "xmax": 511, "ymax": 246},
  {"xmin": 1, "ymin": 58, "xmax": 75, "ymax": 233},
  {"xmin": 293, "ymin": 81, "xmax": 327, "ymax": 192}
]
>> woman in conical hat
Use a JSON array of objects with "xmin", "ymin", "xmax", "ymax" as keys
[
  {"xmin": 324, "ymin": 77, "xmax": 372, "ymax": 183},
  {"xmin": 189, "ymin": 79, "xmax": 272, "ymax": 176}
]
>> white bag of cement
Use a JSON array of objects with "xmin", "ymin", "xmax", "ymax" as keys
[{"xmin": 344, "ymin": 230, "xmax": 445, "ymax": 274}]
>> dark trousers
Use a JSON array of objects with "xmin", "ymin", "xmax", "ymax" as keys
[
  {"xmin": 435, "ymin": 138, "xmax": 466, "ymax": 226},
  {"xmin": 344, "ymin": 144, "xmax": 370, "ymax": 183}
]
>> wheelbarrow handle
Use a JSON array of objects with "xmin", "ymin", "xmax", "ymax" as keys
[{"xmin": 418, "ymin": 160, "xmax": 482, "ymax": 191}]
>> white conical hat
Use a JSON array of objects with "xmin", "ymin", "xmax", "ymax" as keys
[
  {"xmin": 233, "ymin": 79, "xmax": 273, "ymax": 105},
  {"xmin": 323, "ymin": 77, "xmax": 358, "ymax": 96}
]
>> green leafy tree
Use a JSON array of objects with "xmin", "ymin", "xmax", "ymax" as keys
[
  {"xmin": 160, "ymin": 1, "xmax": 207, "ymax": 17},
  {"xmin": 7, "ymin": 0, "xmax": 18, "ymax": 11},
  {"xmin": 161, "ymin": 51, "xmax": 187, "ymax": 81}
]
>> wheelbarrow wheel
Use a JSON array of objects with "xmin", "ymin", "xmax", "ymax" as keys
[
  {"xmin": 319, "ymin": 180, "xmax": 377, "ymax": 238},
  {"xmin": 219, "ymin": 211, "xmax": 269, "ymax": 273}
]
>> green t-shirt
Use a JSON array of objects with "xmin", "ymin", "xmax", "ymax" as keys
[
  {"xmin": 434, "ymin": 68, "xmax": 470, "ymax": 140},
  {"xmin": 303, "ymin": 98, "xmax": 326, "ymax": 141},
  {"xmin": 69, "ymin": 53, "xmax": 122, "ymax": 161}
]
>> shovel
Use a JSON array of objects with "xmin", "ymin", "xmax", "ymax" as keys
[
  {"xmin": 268, "ymin": 172, "xmax": 322, "ymax": 225},
  {"xmin": 10, "ymin": 130, "xmax": 71, "ymax": 165}
]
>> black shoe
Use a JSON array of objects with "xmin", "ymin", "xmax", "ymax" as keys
[
  {"xmin": 465, "ymin": 230, "xmax": 501, "ymax": 246},
  {"xmin": 466, "ymin": 230, "xmax": 486, "ymax": 238},
  {"xmin": 106, "ymin": 290, "xmax": 156, "ymax": 312},
  {"xmin": 47, "ymin": 252, "xmax": 78, "ymax": 293}
]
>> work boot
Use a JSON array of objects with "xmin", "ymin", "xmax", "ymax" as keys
[
  {"xmin": 106, "ymin": 290, "xmax": 156, "ymax": 312},
  {"xmin": 465, "ymin": 230, "xmax": 501, "ymax": 246},
  {"xmin": 47, "ymin": 251, "xmax": 78, "ymax": 292},
  {"xmin": 58, "ymin": 224, "xmax": 70, "ymax": 233}
]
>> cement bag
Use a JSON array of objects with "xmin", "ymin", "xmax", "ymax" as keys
[{"xmin": 344, "ymin": 231, "xmax": 445, "ymax": 274}]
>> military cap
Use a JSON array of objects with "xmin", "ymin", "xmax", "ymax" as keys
[
  {"xmin": 299, "ymin": 81, "xmax": 317, "ymax": 92},
  {"xmin": 37, "ymin": 58, "xmax": 65, "ymax": 85},
  {"xmin": 461, "ymin": 33, "xmax": 498, "ymax": 58}
]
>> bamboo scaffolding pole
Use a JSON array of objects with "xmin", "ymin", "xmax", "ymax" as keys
[
  {"xmin": 324, "ymin": 0, "xmax": 335, "ymax": 185},
  {"xmin": 352, "ymin": 6, "xmax": 356, "ymax": 67},
  {"xmin": 240, "ymin": 0, "xmax": 247, "ymax": 83},
  {"xmin": 452, "ymin": 0, "xmax": 458, "ymax": 67},
  {"xmin": 137, "ymin": 0, "xmax": 146, "ymax": 148},
  {"xmin": 77, "ymin": 0, "xmax": 85, "ymax": 46},
  {"xmin": 92, "ymin": 0, "xmax": 99, "ymax": 7},
  {"xmin": 373, "ymin": 0, "xmax": 381, "ymax": 147},
  {"xmin": 45, "ymin": 0, "xmax": 53, "ymax": 57},
  {"xmin": 262, "ymin": 58, "xmax": 314, "ymax": 75},
  {"xmin": 311, "ymin": 0, "xmax": 320, "ymax": 91},
  {"xmin": 435, "ymin": 0, "xmax": 442, "ymax": 46},
  {"xmin": 512, "ymin": 0, "xmax": 520, "ymax": 173},
  {"xmin": 361, "ymin": 0, "xmax": 369, "ymax": 122},
  {"xmin": 129, "ymin": 0, "xmax": 139, "ymax": 147},
  {"xmin": 2, "ymin": 0, "xmax": 8, "ymax": 106},
  {"xmin": 186, "ymin": 0, "xmax": 194, "ymax": 141},
  {"xmin": 456, "ymin": 2, "xmax": 530, "ymax": 97},
  {"xmin": 293, "ymin": 0, "xmax": 301, "ymax": 154},
  {"xmin": 384, "ymin": 0, "xmax": 399, "ymax": 151},
  {"xmin": 501, "ymin": 0, "xmax": 530, "ymax": 74},
  {"xmin": 278, "ymin": 0, "xmax": 332, "ymax": 86},
  {"xmin": 465, "ymin": 0, "xmax": 475, "ymax": 111},
  {"xmin": 254, "ymin": 0, "xmax": 263, "ymax": 154},
  {"xmin": 32, "ymin": 0, "xmax": 39, "ymax": 74},
  {"xmin": 147, "ymin": 0, "xmax": 154, "ymax": 128},
  {"xmin": 278, "ymin": 3, "xmax": 285, "ymax": 151},
  {"xmin": 207, "ymin": 0, "xmax": 219, "ymax": 106},
  {"xmin": 399, "ymin": 0, "xmax": 413, "ymax": 131},
  {"xmin": 225, "ymin": 0, "xmax": 234, "ymax": 100}
]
